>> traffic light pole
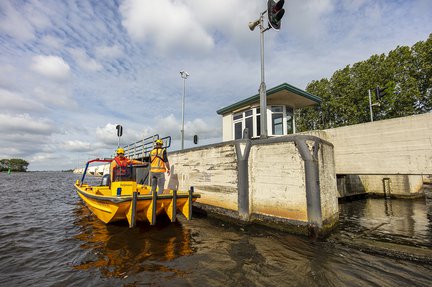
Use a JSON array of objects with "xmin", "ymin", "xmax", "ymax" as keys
[
  {"xmin": 250, "ymin": 1, "xmax": 285, "ymax": 138},
  {"xmin": 259, "ymin": 12, "xmax": 271, "ymax": 139}
]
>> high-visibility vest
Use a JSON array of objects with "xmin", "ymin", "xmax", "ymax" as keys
[
  {"xmin": 112, "ymin": 156, "xmax": 129, "ymax": 176},
  {"xmin": 110, "ymin": 157, "xmax": 130, "ymax": 181},
  {"xmin": 150, "ymin": 148, "xmax": 167, "ymax": 173}
]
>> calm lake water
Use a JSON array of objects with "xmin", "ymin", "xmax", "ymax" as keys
[{"xmin": 0, "ymin": 172, "xmax": 431, "ymax": 286}]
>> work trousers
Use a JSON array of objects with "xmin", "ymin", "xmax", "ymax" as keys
[{"xmin": 151, "ymin": 172, "xmax": 165, "ymax": 195}]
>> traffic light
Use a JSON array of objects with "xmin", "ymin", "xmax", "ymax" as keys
[
  {"xmin": 116, "ymin": 124, "xmax": 123, "ymax": 137},
  {"xmin": 375, "ymin": 86, "xmax": 388, "ymax": 101},
  {"xmin": 268, "ymin": 0, "xmax": 285, "ymax": 30},
  {"xmin": 193, "ymin": 135, "xmax": 198, "ymax": 145}
]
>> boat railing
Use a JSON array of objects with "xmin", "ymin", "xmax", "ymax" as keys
[{"xmin": 123, "ymin": 135, "xmax": 172, "ymax": 160}]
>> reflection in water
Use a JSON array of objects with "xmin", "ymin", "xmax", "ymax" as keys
[
  {"xmin": 384, "ymin": 198, "xmax": 393, "ymax": 217},
  {"xmin": 339, "ymin": 198, "xmax": 432, "ymax": 247},
  {"xmin": 426, "ymin": 196, "xmax": 432, "ymax": 244},
  {"xmin": 72, "ymin": 204, "xmax": 193, "ymax": 278}
]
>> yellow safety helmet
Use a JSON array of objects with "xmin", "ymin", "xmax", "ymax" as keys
[
  {"xmin": 116, "ymin": 147, "xmax": 125, "ymax": 154},
  {"xmin": 155, "ymin": 139, "xmax": 163, "ymax": 145}
]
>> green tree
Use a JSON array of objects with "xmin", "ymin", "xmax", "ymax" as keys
[
  {"xmin": 0, "ymin": 158, "xmax": 29, "ymax": 172},
  {"xmin": 412, "ymin": 34, "xmax": 432, "ymax": 111},
  {"xmin": 296, "ymin": 78, "xmax": 331, "ymax": 131},
  {"xmin": 0, "ymin": 159, "xmax": 8, "ymax": 171},
  {"xmin": 297, "ymin": 34, "xmax": 432, "ymax": 132}
]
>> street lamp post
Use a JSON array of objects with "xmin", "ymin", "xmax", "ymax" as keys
[
  {"xmin": 368, "ymin": 89, "xmax": 380, "ymax": 122},
  {"xmin": 180, "ymin": 70, "xmax": 189, "ymax": 150},
  {"xmin": 368, "ymin": 89, "xmax": 374, "ymax": 122}
]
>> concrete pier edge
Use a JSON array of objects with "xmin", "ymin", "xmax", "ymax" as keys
[{"xmin": 233, "ymin": 135, "xmax": 337, "ymax": 237}]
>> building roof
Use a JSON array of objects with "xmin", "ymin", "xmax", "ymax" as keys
[{"xmin": 216, "ymin": 82, "xmax": 322, "ymax": 115}]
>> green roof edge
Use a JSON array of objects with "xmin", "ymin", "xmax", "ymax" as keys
[{"xmin": 216, "ymin": 82, "xmax": 322, "ymax": 115}]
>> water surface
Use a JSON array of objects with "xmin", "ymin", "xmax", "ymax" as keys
[{"xmin": 0, "ymin": 172, "xmax": 431, "ymax": 286}]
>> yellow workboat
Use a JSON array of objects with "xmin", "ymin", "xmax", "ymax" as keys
[{"xmin": 74, "ymin": 158, "xmax": 200, "ymax": 228}]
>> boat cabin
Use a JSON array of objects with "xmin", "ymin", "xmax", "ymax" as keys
[{"xmin": 216, "ymin": 83, "xmax": 321, "ymax": 141}]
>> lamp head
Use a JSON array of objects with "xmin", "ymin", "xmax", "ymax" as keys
[
  {"xmin": 180, "ymin": 70, "xmax": 190, "ymax": 79},
  {"xmin": 248, "ymin": 19, "xmax": 260, "ymax": 31}
]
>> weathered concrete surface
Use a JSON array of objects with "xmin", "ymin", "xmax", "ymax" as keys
[
  {"xmin": 167, "ymin": 143, "xmax": 239, "ymax": 212},
  {"xmin": 305, "ymin": 113, "xmax": 432, "ymax": 197},
  {"xmin": 318, "ymin": 141, "xmax": 339, "ymax": 229},
  {"xmin": 365, "ymin": 175, "xmax": 423, "ymax": 198},
  {"xmin": 167, "ymin": 135, "xmax": 339, "ymax": 237},
  {"xmin": 306, "ymin": 113, "xmax": 432, "ymax": 175},
  {"xmin": 249, "ymin": 142, "xmax": 307, "ymax": 221},
  {"xmin": 337, "ymin": 174, "xmax": 425, "ymax": 198}
]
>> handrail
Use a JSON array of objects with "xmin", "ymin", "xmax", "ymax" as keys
[{"xmin": 123, "ymin": 135, "xmax": 171, "ymax": 159}]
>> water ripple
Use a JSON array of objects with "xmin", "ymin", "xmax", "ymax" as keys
[{"xmin": 0, "ymin": 172, "xmax": 431, "ymax": 286}]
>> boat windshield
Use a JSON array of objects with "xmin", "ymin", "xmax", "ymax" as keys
[
  {"xmin": 112, "ymin": 165, "xmax": 134, "ymax": 182},
  {"xmin": 111, "ymin": 164, "xmax": 148, "ymax": 183}
]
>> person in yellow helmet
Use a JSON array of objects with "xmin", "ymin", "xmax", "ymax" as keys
[
  {"xmin": 150, "ymin": 139, "xmax": 170, "ymax": 194},
  {"xmin": 110, "ymin": 147, "xmax": 146, "ymax": 182}
]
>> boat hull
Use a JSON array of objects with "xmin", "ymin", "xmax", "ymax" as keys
[{"xmin": 74, "ymin": 183, "xmax": 199, "ymax": 227}]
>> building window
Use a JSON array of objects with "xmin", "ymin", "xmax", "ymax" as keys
[
  {"xmin": 233, "ymin": 112, "xmax": 243, "ymax": 140},
  {"xmin": 256, "ymin": 108, "xmax": 260, "ymax": 136},
  {"xmin": 232, "ymin": 105, "xmax": 294, "ymax": 139},
  {"xmin": 245, "ymin": 110, "xmax": 253, "ymax": 138},
  {"xmin": 286, "ymin": 106, "xmax": 293, "ymax": 134},
  {"xmin": 271, "ymin": 106, "xmax": 284, "ymax": 135},
  {"xmin": 234, "ymin": 121, "xmax": 242, "ymax": 140},
  {"xmin": 232, "ymin": 108, "xmax": 260, "ymax": 140},
  {"xmin": 233, "ymin": 113, "xmax": 243, "ymax": 121}
]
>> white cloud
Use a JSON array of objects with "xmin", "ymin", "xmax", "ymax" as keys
[
  {"xmin": 341, "ymin": 0, "xmax": 369, "ymax": 11},
  {"xmin": 62, "ymin": 140, "xmax": 92, "ymax": 152},
  {"xmin": 151, "ymin": 114, "xmax": 220, "ymax": 141},
  {"xmin": 185, "ymin": 118, "xmax": 220, "ymax": 138},
  {"xmin": 0, "ymin": 113, "xmax": 55, "ymax": 135},
  {"xmin": 96, "ymin": 123, "xmax": 120, "ymax": 146},
  {"xmin": 31, "ymin": 55, "xmax": 71, "ymax": 80},
  {"xmin": 284, "ymin": 0, "xmax": 334, "ymax": 42},
  {"xmin": 33, "ymin": 85, "xmax": 76, "ymax": 108},
  {"xmin": 22, "ymin": 1, "xmax": 51, "ymax": 30},
  {"xmin": 68, "ymin": 48, "xmax": 103, "ymax": 72},
  {"xmin": 95, "ymin": 45, "xmax": 124, "ymax": 59},
  {"xmin": 0, "ymin": 64, "xmax": 17, "ymax": 88},
  {"xmin": 0, "ymin": 1, "xmax": 35, "ymax": 41},
  {"xmin": 0, "ymin": 88, "xmax": 46, "ymax": 113},
  {"xmin": 185, "ymin": 0, "xmax": 260, "ymax": 46},
  {"xmin": 120, "ymin": 0, "xmax": 214, "ymax": 53},
  {"xmin": 41, "ymin": 35, "xmax": 64, "ymax": 49}
]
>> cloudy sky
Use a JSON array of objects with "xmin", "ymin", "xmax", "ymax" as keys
[{"xmin": 1, "ymin": 0, "xmax": 431, "ymax": 171}]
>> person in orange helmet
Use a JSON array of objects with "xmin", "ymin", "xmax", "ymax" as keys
[
  {"xmin": 110, "ymin": 147, "xmax": 147, "ymax": 182},
  {"xmin": 149, "ymin": 139, "xmax": 170, "ymax": 194}
]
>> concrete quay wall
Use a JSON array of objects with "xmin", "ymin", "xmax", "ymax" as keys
[
  {"xmin": 337, "ymin": 174, "xmax": 425, "ymax": 198},
  {"xmin": 305, "ymin": 113, "xmax": 432, "ymax": 198},
  {"xmin": 167, "ymin": 135, "xmax": 338, "ymax": 237},
  {"xmin": 167, "ymin": 143, "xmax": 239, "ymax": 212}
]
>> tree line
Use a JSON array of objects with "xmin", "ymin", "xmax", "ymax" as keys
[
  {"xmin": 0, "ymin": 159, "xmax": 29, "ymax": 172},
  {"xmin": 296, "ymin": 33, "xmax": 432, "ymax": 131}
]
